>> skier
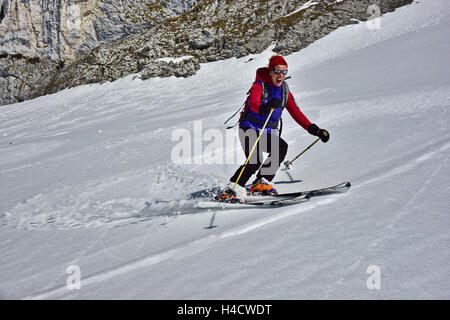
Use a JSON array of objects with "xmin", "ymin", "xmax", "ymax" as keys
[{"xmin": 218, "ymin": 55, "xmax": 330, "ymax": 201}]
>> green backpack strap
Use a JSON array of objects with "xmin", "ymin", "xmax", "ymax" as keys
[
  {"xmin": 281, "ymin": 81, "xmax": 289, "ymax": 109},
  {"xmin": 247, "ymin": 81, "xmax": 269, "ymax": 103},
  {"xmin": 260, "ymin": 81, "xmax": 268, "ymax": 103},
  {"xmin": 258, "ymin": 81, "xmax": 288, "ymax": 107},
  {"xmin": 277, "ymin": 81, "xmax": 290, "ymax": 136}
]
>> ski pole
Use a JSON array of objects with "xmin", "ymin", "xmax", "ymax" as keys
[
  {"xmin": 283, "ymin": 136, "xmax": 322, "ymax": 170},
  {"xmin": 232, "ymin": 108, "xmax": 275, "ymax": 192}
]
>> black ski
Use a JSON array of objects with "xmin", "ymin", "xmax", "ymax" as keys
[
  {"xmin": 180, "ymin": 182, "xmax": 351, "ymax": 212},
  {"xmin": 190, "ymin": 182, "xmax": 350, "ymax": 200},
  {"xmin": 243, "ymin": 193, "xmax": 310, "ymax": 206},
  {"xmin": 275, "ymin": 181, "xmax": 351, "ymax": 198},
  {"xmin": 241, "ymin": 182, "xmax": 350, "ymax": 205}
]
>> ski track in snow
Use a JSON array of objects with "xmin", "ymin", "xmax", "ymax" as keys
[
  {"xmin": 24, "ymin": 195, "xmax": 342, "ymax": 300},
  {"xmin": 323, "ymin": 147, "xmax": 450, "ymax": 298},
  {"xmin": 24, "ymin": 136, "xmax": 448, "ymax": 299},
  {"xmin": 354, "ymin": 135, "xmax": 450, "ymax": 190}
]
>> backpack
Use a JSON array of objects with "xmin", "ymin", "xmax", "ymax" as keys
[{"xmin": 224, "ymin": 80, "xmax": 290, "ymax": 133}]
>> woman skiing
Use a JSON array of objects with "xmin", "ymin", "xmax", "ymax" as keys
[{"xmin": 218, "ymin": 55, "xmax": 330, "ymax": 202}]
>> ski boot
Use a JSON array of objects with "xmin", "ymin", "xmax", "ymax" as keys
[
  {"xmin": 248, "ymin": 177, "xmax": 278, "ymax": 196},
  {"xmin": 215, "ymin": 182, "xmax": 246, "ymax": 203}
]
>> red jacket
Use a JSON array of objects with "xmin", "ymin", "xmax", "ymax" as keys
[{"xmin": 247, "ymin": 68, "xmax": 312, "ymax": 131}]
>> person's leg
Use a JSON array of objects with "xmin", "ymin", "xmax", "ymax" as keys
[
  {"xmin": 229, "ymin": 128, "xmax": 263, "ymax": 187},
  {"xmin": 256, "ymin": 133, "xmax": 288, "ymax": 182}
]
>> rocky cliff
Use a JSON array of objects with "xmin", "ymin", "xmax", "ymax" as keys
[
  {"xmin": 0, "ymin": 0, "xmax": 412, "ymax": 105},
  {"xmin": 0, "ymin": 0, "xmax": 200, "ymax": 104}
]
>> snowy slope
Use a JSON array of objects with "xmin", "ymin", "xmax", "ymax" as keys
[{"xmin": 1, "ymin": 0, "xmax": 450, "ymax": 299}]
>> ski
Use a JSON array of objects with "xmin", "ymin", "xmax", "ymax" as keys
[
  {"xmin": 243, "ymin": 193, "xmax": 310, "ymax": 206},
  {"xmin": 190, "ymin": 182, "xmax": 350, "ymax": 200},
  {"xmin": 181, "ymin": 182, "xmax": 350, "ymax": 212},
  {"xmin": 274, "ymin": 181, "xmax": 351, "ymax": 198},
  {"xmin": 239, "ymin": 182, "xmax": 350, "ymax": 205},
  {"xmin": 142, "ymin": 196, "xmax": 307, "ymax": 215},
  {"xmin": 230, "ymin": 181, "xmax": 351, "ymax": 204}
]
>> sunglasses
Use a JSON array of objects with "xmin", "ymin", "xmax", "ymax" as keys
[{"xmin": 272, "ymin": 69, "xmax": 288, "ymax": 75}]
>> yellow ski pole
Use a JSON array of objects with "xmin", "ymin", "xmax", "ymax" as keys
[{"xmin": 232, "ymin": 108, "xmax": 275, "ymax": 192}]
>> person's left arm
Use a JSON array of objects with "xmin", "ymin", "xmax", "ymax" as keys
[
  {"xmin": 285, "ymin": 92, "xmax": 312, "ymax": 130},
  {"xmin": 286, "ymin": 92, "xmax": 330, "ymax": 142}
]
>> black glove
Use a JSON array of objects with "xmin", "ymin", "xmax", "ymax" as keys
[
  {"xmin": 259, "ymin": 98, "xmax": 282, "ymax": 115},
  {"xmin": 308, "ymin": 123, "xmax": 330, "ymax": 143}
]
